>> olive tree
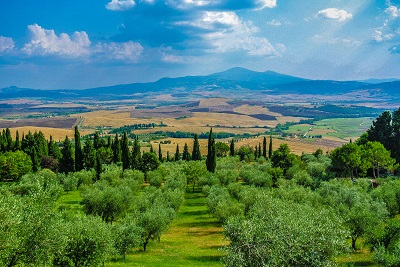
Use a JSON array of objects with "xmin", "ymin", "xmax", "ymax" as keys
[{"xmin": 223, "ymin": 194, "xmax": 349, "ymax": 267}]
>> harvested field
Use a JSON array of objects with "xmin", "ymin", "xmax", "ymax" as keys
[{"xmin": 0, "ymin": 117, "xmax": 78, "ymax": 129}]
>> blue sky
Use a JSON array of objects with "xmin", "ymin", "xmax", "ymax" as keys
[{"xmin": 0, "ymin": 0, "xmax": 399, "ymax": 89}]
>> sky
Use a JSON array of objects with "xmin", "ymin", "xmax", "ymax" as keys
[{"xmin": 0, "ymin": 0, "xmax": 399, "ymax": 89}]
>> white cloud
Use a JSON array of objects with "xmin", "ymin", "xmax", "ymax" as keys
[
  {"xmin": 256, "ymin": 0, "xmax": 276, "ymax": 9},
  {"xmin": 317, "ymin": 8, "xmax": 353, "ymax": 22},
  {"xmin": 267, "ymin": 19, "xmax": 281, "ymax": 26},
  {"xmin": 106, "ymin": 0, "xmax": 136, "ymax": 11},
  {"xmin": 22, "ymin": 24, "xmax": 90, "ymax": 57},
  {"xmin": 197, "ymin": 12, "xmax": 278, "ymax": 56},
  {"xmin": 372, "ymin": 29, "xmax": 395, "ymax": 42},
  {"xmin": 0, "ymin": 36, "xmax": 14, "ymax": 53},
  {"xmin": 385, "ymin": 5, "xmax": 399, "ymax": 18},
  {"xmin": 95, "ymin": 41, "xmax": 143, "ymax": 62}
]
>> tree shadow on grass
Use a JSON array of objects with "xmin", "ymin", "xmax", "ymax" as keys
[
  {"xmin": 180, "ymin": 210, "xmax": 208, "ymax": 216},
  {"xmin": 186, "ymin": 255, "xmax": 221, "ymax": 263},
  {"xmin": 176, "ymin": 220, "xmax": 221, "ymax": 228}
]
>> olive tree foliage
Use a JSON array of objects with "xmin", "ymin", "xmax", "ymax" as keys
[
  {"xmin": 0, "ymin": 192, "xmax": 64, "ymax": 267},
  {"xmin": 13, "ymin": 170, "xmax": 62, "ymax": 200},
  {"xmin": 317, "ymin": 181, "xmax": 389, "ymax": 250},
  {"xmin": 53, "ymin": 215, "xmax": 115, "ymax": 267},
  {"xmin": 223, "ymin": 193, "xmax": 349, "ymax": 267},
  {"xmin": 112, "ymin": 214, "xmax": 142, "ymax": 260},
  {"xmin": 370, "ymin": 180, "xmax": 400, "ymax": 217},
  {"xmin": 133, "ymin": 187, "xmax": 176, "ymax": 251},
  {"xmin": 239, "ymin": 164, "xmax": 272, "ymax": 188},
  {"xmin": 81, "ymin": 179, "xmax": 135, "ymax": 223},
  {"xmin": 205, "ymin": 186, "xmax": 244, "ymax": 222}
]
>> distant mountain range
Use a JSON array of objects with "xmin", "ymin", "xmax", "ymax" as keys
[{"xmin": 1, "ymin": 67, "xmax": 399, "ymax": 101}]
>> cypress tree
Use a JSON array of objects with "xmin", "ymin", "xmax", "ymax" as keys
[
  {"xmin": 83, "ymin": 137, "xmax": 96, "ymax": 170},
  {"xmin": 182, "ymin": 143, "xmax": 190, "ymax": 161},
  {"xmin": 166, "ymin": 151, "xmax": 171, "ymax": 162},
  {"xmin": 258, "ymin": 143, "xmax": 262, "ymax": 158},
  {"xmin": 60, "ymin": 135, "xmax": 75, "ymax": 174},
  {"xmin": 158, "ymin": 143, "xmax": 163, "ymax": 162},
  {"xmin": 31, "ymin": 147, "xmax": 39, "ymax": 172},
  {"xmin": 112, "ymin": 133, "xmax": 121, "ymax": 163},
  {"xmin": 34, "ymin": 131, "xmax": 48, "ymax": 158},
  {"xmin": 254, "ymin": 145, "xmax": 258, "ymax": 158},
  {"xmin": 191, "ymin": 134, "xmax": 201, "ymax": 161},
  {"xmin": 14, "ymin": 130, "xmax": 21, "ymax": 151},
  {"xmin": 206, "ymin": 128, "xmax": 216, "ymax": 173},
  {"xmin": 107, "ymin": 135, "xmax": 112, "ymax": 148},
  {"xmin": 48, "ymin": 135, "xmax": 61, "ymax": 160},
  {"xmin": 74, "ymin": 126, "xmax": 83, "ymax": 171},
  {"xmin": 121, "ymin": 131, "xmax": 130, "ymax": 171},
  {"xmin": 131, "ymin": 138, "xmax": 141, "ymax": 170},
  {"xmin": 262, "ymin": 136, "xmax": 267, "ymax": 158},
  {"xmin": 268, "ymin": 135, "xmax": 273, "ymax": 159},
  {"xmin": 94, "ymin": 132, "xmax": 101, "ymax": 150},
  {"xmin": 5, "ymin": 128, "xmax": 12, "ymax": 151},
  {"xmin": 96, "ymin": 153, "xmax": 102, "ymax": 181},
  {"xmin": 230, "ymin": 139, "xmax": 235, "ymax": 156},
  {"xmin": 174, "ymin": 144, "xmax": 180, "ymax": 161}
]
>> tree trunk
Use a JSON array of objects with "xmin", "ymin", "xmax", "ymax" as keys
[
  {"xmin": 352, "ymin": 237, "xmax": 357, "ymax": 250},
  {"xmin": 372, "ymin": 167, "xmax": 376, "ymax": 179}
]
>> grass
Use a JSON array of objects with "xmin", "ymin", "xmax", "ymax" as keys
[{"xmin": 108, "ymin": 190, "xmax": 226, "ymax": 267}]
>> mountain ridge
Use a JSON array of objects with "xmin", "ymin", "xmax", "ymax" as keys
[{"xmin": 1, "ymin": 67, "xmax": 399, "ymax": 101}]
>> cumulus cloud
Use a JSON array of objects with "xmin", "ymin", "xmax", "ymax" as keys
[
  {"xmin": 22, "ymin": 24, "xmax": 91, "ymax": 57},
  {"xmin": 196, "ymin": 11, "xmax": 278, "ymax": 56},
  {"xmin": 95, "ymin": 41, "xmax": 143, "ymax": 62},
  {"xmin": 385, "ymin": 5, "xmax": 399, "ymax": 18},
  {"xmin": 106, "ymin": 0, "xmax": 136, "ymax": 11},
  {"xmin": 0, "ymin": 36, "xmax": 14, "ymax": 53},
  {"xmin": 317, "ymin": 8, "xmax": 352, "ymax": 22}
]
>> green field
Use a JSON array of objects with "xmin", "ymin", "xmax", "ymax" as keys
[
  {"xmin": 58, "ymin": 190, "xmax": 226, "ymax": 267},
  {"xmin": 284, "ymin": 117, "xmax": 374, "ymax": 140}
]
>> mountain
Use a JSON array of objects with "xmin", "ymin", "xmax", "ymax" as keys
[{"xmin": 1, "ymin": 68, "xmax": 399, "ymax": 100}]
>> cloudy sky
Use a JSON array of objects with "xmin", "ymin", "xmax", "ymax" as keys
[{"xmin": 0, "ymin": 0, "xmax": 399, "ymax": 89}]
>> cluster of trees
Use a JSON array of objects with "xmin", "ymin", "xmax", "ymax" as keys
[{"xmin": 0, "ymin": 162, "xmax": 187, "ymax": 266}]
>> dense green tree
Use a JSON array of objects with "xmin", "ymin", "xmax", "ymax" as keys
[
  {"xmin": 215, "ymin": 141, "xmax": 229, "ymax": 157},
  {"xmin": 330, "ymin": 142, "xmax": 361, "ymax": 178},
  {"xmin": 174, "ymin": 144, "xmax": 180, "ymax": 161},
  {"xmin": 362, "ymin": 141, "xmax": 395, "ymax": 178},
  {"xmin": 192, "ymin": 134, "xmax": 202, "ymax": 160},
  {"xmin": 121, "ymin": 131, "xmax": 130, "ymax": 171},
  {"xmin": 367, "ymin": 111, "xmax": 393, "ymax": 152},
  {"xmin": 83, "ymin": 137, "xmax": 96, "ymax": 170},
  {"xmin": 0, "ymin": 151, "xmax": 32, "ymax": 181},
  {"xmin": 271, "ymin": 144, "xmax": 296, "ymax": 174},
  {"xmin": 206, "ymin": 128, "xmax": 216, "ymax": 173},
  {"xmin": 74, "ymin": 126, "xmax": 83, "ymax": 172},
  {"xmin": 31, "ymin": 147, "xmax": 39, "ymax": 172},
  {"xmin": 182, "ymin": 143, "xmax": 190, "ymax": 161},
  {"xmin": 33, "ymin": 131, "xmax": 48, "ymax": 158},
  {"xmin": 185, "ymin": 160, "xmax": 207, "ymax": 192},
  {"xmin": 139, "ymin": 152, "xmax": 160, "ymax": 174},
  {"xmin": 60, "ymin": 136, "xmax": 75, "ymax": 174},
  {"xmin": 5, "ymin": 128, "xmax": 13, "ymax": 151}
]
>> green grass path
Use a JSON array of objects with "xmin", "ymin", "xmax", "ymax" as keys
[{"xmin": 109, "ymin": 191, "xmax": 226, "ymax": 267}]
